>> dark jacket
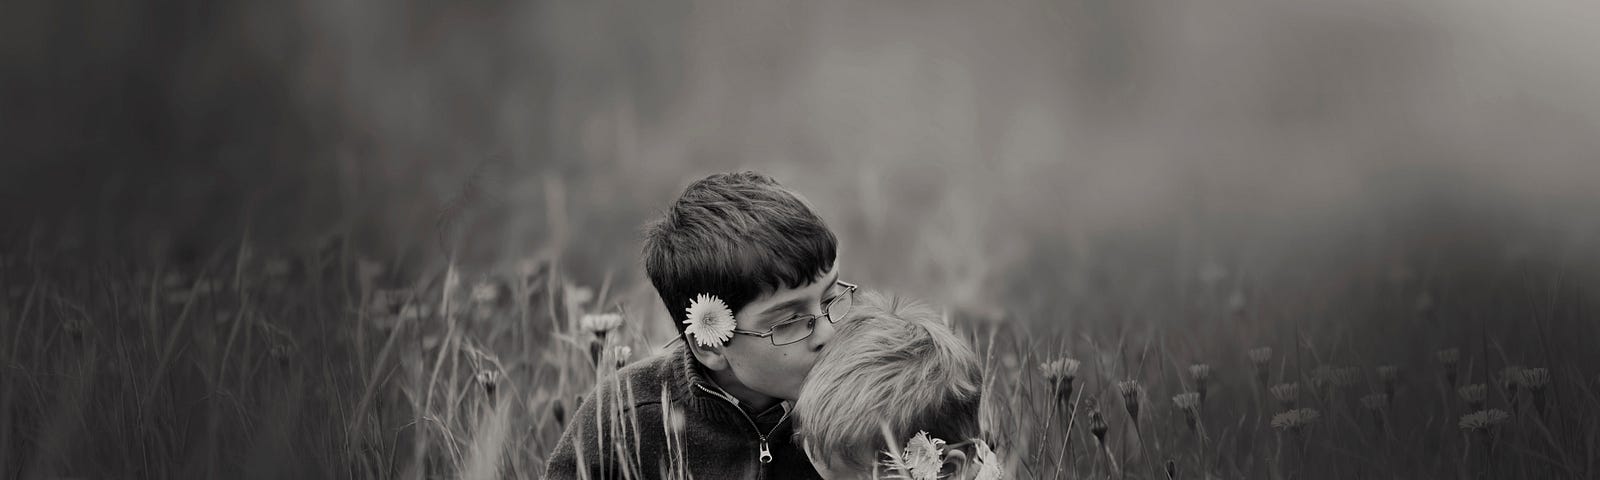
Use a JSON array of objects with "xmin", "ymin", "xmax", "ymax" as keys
[{"xmin": 544, "ymin": 342, "xmax": 822, "ymax": 480}]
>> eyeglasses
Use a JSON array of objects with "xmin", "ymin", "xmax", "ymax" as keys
[{"xmin": 731, "ymin": 281, "xmax": 858, "ymax": 346}]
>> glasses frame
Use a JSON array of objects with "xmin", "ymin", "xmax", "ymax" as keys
[{"xmin": 730, "ymin": 280, "xmax": 858, "ymax": 346}]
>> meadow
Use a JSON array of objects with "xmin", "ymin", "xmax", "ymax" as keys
[{"xmin": 4, "ymin": 184, "xmax": 1598, "ymax": 480}]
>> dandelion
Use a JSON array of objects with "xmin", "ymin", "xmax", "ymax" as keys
[
  {"xmin": 612, "ymin": 345, "xmax": 634, "ymax": 369},
  {"xmin": 1458, "ymin": 409, "xmax": 1510, "ymax": 432},
  {"xmin": 1519, "ymin": 367, "xmax": 1551, "ymax": 415},
  {"xmin": 581, "ymin": 313, "xmax": 624, "ymax": 337},
  {"xmin": 1117, "ymin": 380, "xmax": 1144, "ymax": 424},
  {"xmin": 269, "ymin": 342, "xmax": 292, "ymax": 367},
  {"xmin": 883, "ymin": 431, "xmax": 945, "ymax": 480},
  {"xmin": 1270, "ymin": 382, "xmax": 1300, "ymax": 410},
  {"xmin": 1378, "ymin": 365, "xmax": 1400, "ymax": 402},
  {"xmin": 1361, "ymin": 393, "xmax": 1389, "ymax": 431},
  {"xmin": 1189, "ymin": 363, "xmax": 1212, "ymax": 403},
  {"xmin": 1173, "ymin": 392, "xmax": 1202, "ymax": 432},
  {"xmin": 1437, "ymin": 348, "xmax": 1461, "ymax": 388},
  {"xmin": 682, "ymin": 294, "xmax": 736, "ymax": 348},
  {"xmin": 1040, "ymin": 358, "xmax": 1081, "ymax": 408},
  {"xmin": 1089, "ymin": 408, "xmax": 1109, "ymax": 446},
  {"xmin": 1360, "ymin": 393, "xmax": 1389, "ymax": 411},
  {"xmin": 1248, "ymin": 347, "xmax": 1273, "ymax": 385},
  {"xmin": 475, "ymin": 369, "xmax": 500, "ymax": 397},
  {"xmin": 1458, "ymin": 384, "xmax": 1487, "ymax": 411},
  {"xmin": 471, "ymin": 281, "xmax": 500, "ymax": 305},
  {"xmin": 1271, "ymin": 408, "xmax": 1321, "ymax": 433}
]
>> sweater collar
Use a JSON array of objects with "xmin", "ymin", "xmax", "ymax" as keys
[{"xmin": 667, "ymin": 339, "xmax": 791, "ymax": 421}]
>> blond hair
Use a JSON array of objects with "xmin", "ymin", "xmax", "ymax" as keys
[{"xmin": 795, "ymin": 291, "xmax": 983, "ymax": 472}]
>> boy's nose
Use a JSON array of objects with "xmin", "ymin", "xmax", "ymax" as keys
[{"xmin": 809, "ymin": 315, "xmax": 837, "ymax": 350}]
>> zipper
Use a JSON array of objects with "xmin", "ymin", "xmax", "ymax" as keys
[{"xmin": 695, "ymin": 384, "xmax": 791, "ymax": 464}]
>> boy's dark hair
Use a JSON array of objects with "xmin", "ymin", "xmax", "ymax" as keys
[{"xmin": 644, "ymin": 171, "xmax": 837, "ymax": 337}]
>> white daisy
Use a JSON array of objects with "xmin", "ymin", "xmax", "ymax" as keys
[{"xmin": 683, "ymin": 294, "xmax": 736, "ymax": 347}]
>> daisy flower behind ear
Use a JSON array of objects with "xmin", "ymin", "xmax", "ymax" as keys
[{"xmin": 684, "ymin": 293, "xmax": 737, "ymax": 347}]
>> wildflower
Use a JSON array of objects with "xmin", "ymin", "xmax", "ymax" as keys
[
  {"xmin": 1040, "ymin": 358, "xmax": 1081, "ymax": 407},
  {"xmin": 1361, "ymin": 393, "xmax": 1389, "ymax": 431},
  {"xmin": 1271, "ymin": 408, "xmax": 1320, "ymax": 432},
  {"xmin": 1270, "ymin": 382, "xmax": 1300, "ymax": 410},
  {"xmin": 1189, "ymin": 363, "xmax": 1212, "ymax": 402},
  {"xmin": 269, "ymin": 342, "xmax": 292, "ymax": 367},
  {"xmin": 1248, "ymin": 347, "xmax": 1272, "ymax": 385},
  {"xmin": 972, "ymin": 439, "xmax": 1004, "ymax": 480},
  {"xmin": 1378, "ymin": 365, "xmax": 1400, "ymax": 400},
  {"xmin": 581, "ymin": 313, "xmax": 624, "ymax": 336},
  {"xmin": 1519, "ymin": 367, "xmax": 1550, "ymax": 415},
  {"xmin": 1360, "ymin": 393, "xmax": 1388, "ymax": 411},
  {"xmin": 1458, "ymin": 409, "xmax": 1510, "ymax": 432},
  {"xmin": 1089, "ymin": 408, "xmax": 1109, "ymax": 445},
  {"xmin": 612, "ymin": 345, "xmax": 634, "ymax": 369},
  {"xmin": 471, "ymin": 281, "xmax": 500, "ymax": 305},
  {"xmin": 1117, "ymin": 380, "xmax": 1143, "ymax": 424},
  {"xmin": 475, "ymin": 369, "xmax": 500, "ymax": 397},
  {"xmin": 1437, "ymin": 348, "xmax": 1461, "ymax": 387},
  {"xmin": 1173, "ymin": 392, "xmax": 1201, "ymax": 432},
  {"xmin": 682, "ymin": 294, "xmax": 735, "ymax": 347},
  {"xmin": 565, "ymin": 285, "xmax": 594, "ymax": 306},
  {"xmin": 883, "ymin": 431, "xmax": 945, "ymax": 480},
  {"xmin": 1458, "ymin": 384, "xmax": 1487, "ymax": 411}
]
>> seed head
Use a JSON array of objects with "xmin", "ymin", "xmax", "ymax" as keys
[
  {"xmin": 1458, "ymin": 384, "xmax": 1487, "ymax": 408},
  {"xmin": 475, "ymin": 369, "xmax": 500, "ymax": 396},
  {"xmin": 1089, "ymin": 409, "xmax": 1109, "ymax": 444},
  {"xmin": 1377, "ymin": 365, "xmax": 1400, "ymax": 383},
  {"xmin": 1360, "ymin": 393, "xmax": 1389, "ymax": 411},
  {"xmin": 580, "ymin": 313, "xmax": 623, "ymax": 335},
  {"xmin": 612, "ymin": 345, "xmax": 634, "ymax": 369},
  {"xmin": 1271, "ymin": 408, "xmax": 1320, "ymax": 432},
  {"xmin": 1517, "ymin": 367, "xmax": 1550, "ymax": 391},
  {"xmin": 1040, "ymin": 358, "xmax": 1082, "ymax": 384},
  {"xmin": 1458, "ymin": 409, "xmax": 1510, "ymax": 432},
  {"xmin": 1270, "ymin": 382, "xmax": 1300, "ymax": 408},
  {"xmin": 1248, "ymin": 347, "xmax": 1273, "ymax": 366},
  {"xmin": 1172, "ymin": 392, "xmax": 1201, "ymax": 412},
  {"xmin": 1435, "ymin": 348, "xmax": 1460, "ymax": 366},
  {"xmin": 1118, "ymin": 380, "xmax": 1144, "ymax": 422}
]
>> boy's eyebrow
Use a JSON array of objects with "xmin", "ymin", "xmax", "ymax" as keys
[{"xmin": 759, "ymin": 272, "xmax": 841, "ymax": 320}]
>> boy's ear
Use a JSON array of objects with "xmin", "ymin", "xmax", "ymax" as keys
[{"xmin": 686, "ymin": 338, "xmax": 730, "ymax": 371}]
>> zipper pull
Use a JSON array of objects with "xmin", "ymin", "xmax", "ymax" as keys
[{"xmin": 759, "ymin": 439, "xmax": 772, "ymax": 464}]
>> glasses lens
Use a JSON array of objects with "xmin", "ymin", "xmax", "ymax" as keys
[
  {"xmin": 825, "ymin": 290, "xmax": 854, "ymax": 324},
  {"xmin": 771, "ymin": 317, "xmax": 816, "ymax": 346}
]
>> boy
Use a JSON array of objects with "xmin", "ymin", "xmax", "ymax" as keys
[
  {"xmin": 545, "ymin": 171, "xmax": 847, "ymax": 479},
  {"xmin": 794, "ymin": 292, "xmax": 1001, "ymax": 479}
]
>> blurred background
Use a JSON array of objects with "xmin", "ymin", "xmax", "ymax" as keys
[{"xmin": 4, "ymin": 0, "xmax": 1600, "ymax": 476}]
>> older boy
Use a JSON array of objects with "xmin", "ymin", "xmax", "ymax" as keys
[
  {"xmin": 794, "ymin": 292, "xmax": 999, "ymax": 479},
  {"xmin": 545, "ymin": 171, "xmax": 847, "ymax": 479}
]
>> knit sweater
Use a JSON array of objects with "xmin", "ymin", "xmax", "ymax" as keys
[{"xmin": 544, "ymin": 342, "xmax": 823, "ymax": 480}]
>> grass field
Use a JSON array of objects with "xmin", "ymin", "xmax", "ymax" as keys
[{"xmin": 4, "ymin": 193, "xmax": 1599, "ymax": 479}]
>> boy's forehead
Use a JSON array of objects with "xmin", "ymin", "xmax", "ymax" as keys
[{"xmin": 738, "ymin": 263, "xmax": 839, "ymax": 324}]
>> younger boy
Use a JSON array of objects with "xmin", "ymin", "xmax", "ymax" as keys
[{"xmin": 794, "ymin": 292, "xmax": 1002, "ymax": 479}]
